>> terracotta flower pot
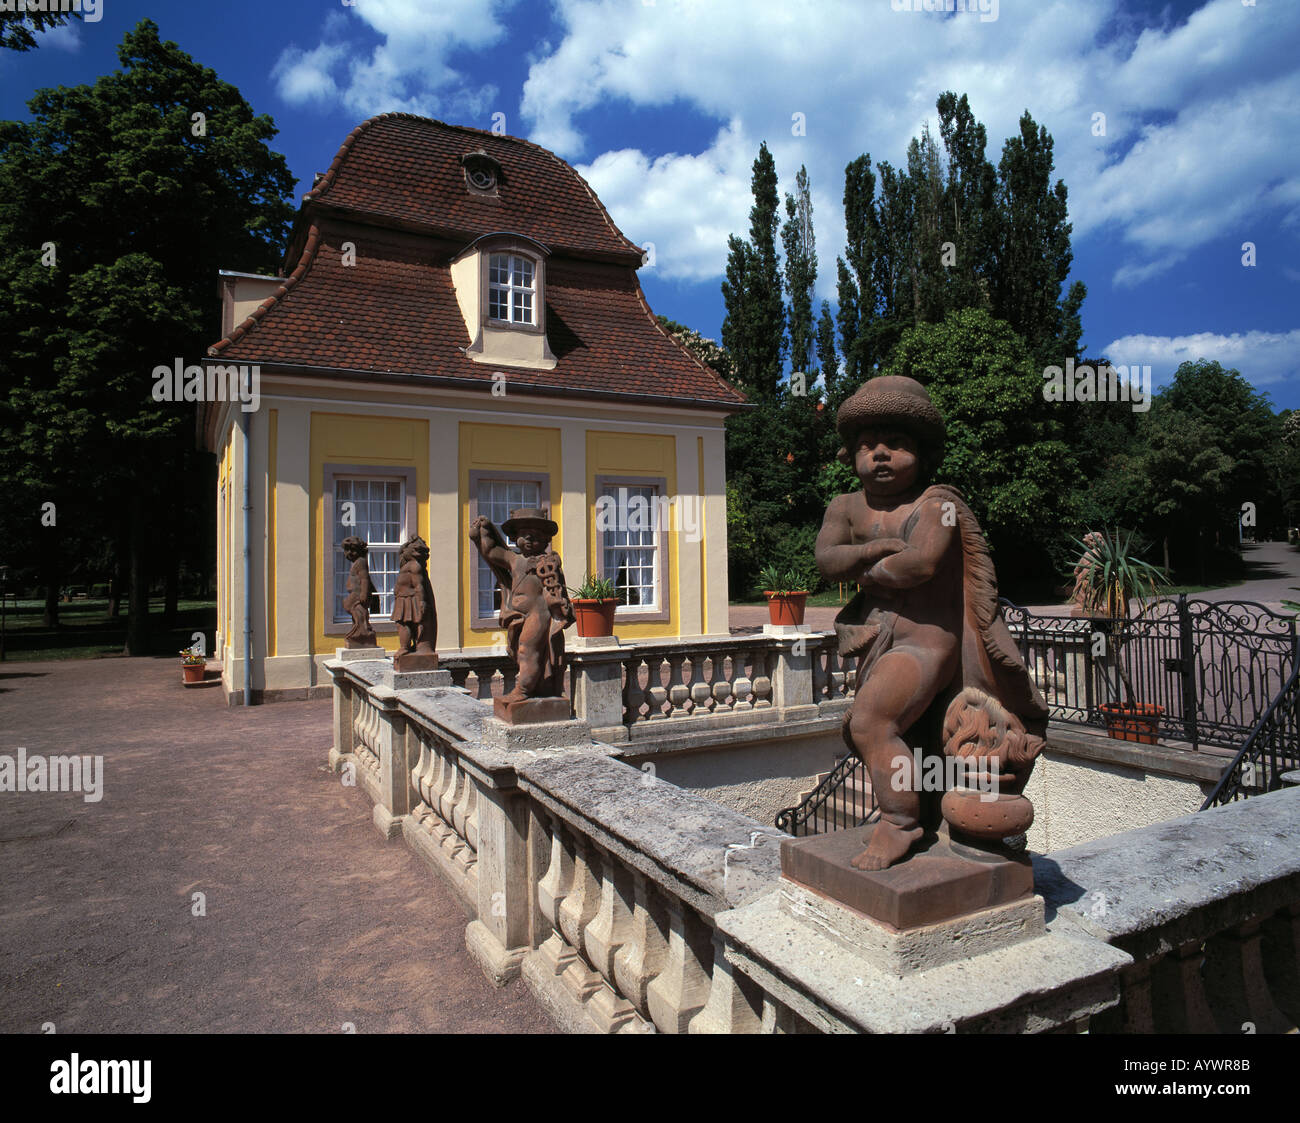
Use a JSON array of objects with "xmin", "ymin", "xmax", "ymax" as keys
[
  {"xmin": 1099, "ymin": 702, "xmax": 1163, "ymax": 744},
  {"xmin": 181, "ymin": 662, "xmax": 206, "ymax": 685},
  {"xmin": 573, "ymin": 598, "xmax": 618, "ymax": 638},
  {"xmin": 765, "ymin": 591, "xmax": 808, "ymax": 627}
]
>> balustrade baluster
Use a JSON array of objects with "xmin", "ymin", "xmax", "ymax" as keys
[
  {"xmin": 751, "ymin": 647, "xmax": 773, "ymax": 709},
  {"xmin": 535, "ymin": 817, "xmax": 578, "ymax": 978},
  {"xmin": 646, "ymin": 655, "xmax": 669, "ymax": 720},
  {"xmin": 666, "ymin": 654, "xmax": 689, "ymax": 718},
  {"xmin": 645, "ymin": 897, "xmax": 714, "ymax": 1033},
  {"xmin": 613, "ymin": 870, "xmax": 670, "ymax": 1021}
]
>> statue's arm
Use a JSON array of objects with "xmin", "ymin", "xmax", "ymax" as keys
[
  {"xmin": 815, "ymin": 496, "xmax": 867, "ymax": 580},
  {"xmin": 469, "ymin": 517, "xmax": 514, "ymax": 570},
  {"xmin": 862, "ymin": 500, "xmax": 954, "ymax": 589}
]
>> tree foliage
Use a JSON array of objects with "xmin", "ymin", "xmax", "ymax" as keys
[{"xmin": 0, "ymin": 19, "xmax": 294, "ymax": 646}]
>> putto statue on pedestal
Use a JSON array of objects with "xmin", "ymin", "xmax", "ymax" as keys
[
  {"xmin": 813, "ymin": 376, "xmax": 1048, "ymax": 871},
  {"xmin": 469, "ymin": 508, "xmax": 575, "ymax": 722},
  {"xmin": 340, "ymin": 536, "xmax": 379, "ymax": 649},
  {"xmin": 392, "ymin": 535, "xmax": 439, "ymax": 671}
]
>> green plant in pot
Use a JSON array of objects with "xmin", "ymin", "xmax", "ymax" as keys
[
  {"xmin": 1068, "ymin": 529, "xmax": 1170, "ymax": 743},
  {"xmin": 569, "ymin": 573, "xmax": 621, "ymax": 638},
  {"xmin": 758, "ymin": 564, "xmax": 811, "ymax": 627}
]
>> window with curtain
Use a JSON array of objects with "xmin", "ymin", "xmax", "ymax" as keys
[
  {"xmin": 474, "ymin": 477, "xmax": 543, "ymax": 619},
  {"xmin": 332, "ymin": 477, "xmax": 404, "ymax": 620},
  {"xmin": 600, "ymin": 482, "xmax": 660, "ymax": 610}
]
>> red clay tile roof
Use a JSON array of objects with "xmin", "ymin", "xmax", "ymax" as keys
[
  {"xmin": 208, "ymin": 114, "xmax": 746, "ymax": 412},
  {"xmin": 209, "ymin": 218, "xmax": 747, "ymax": 408},
  {"xmin": 302, "ymin": 113, "xmax": 642, "ymax": 263}
]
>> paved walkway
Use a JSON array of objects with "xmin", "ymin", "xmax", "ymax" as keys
[{"xmin": 0, "ymin": 658, "xmax": 554, "ymax": 1034}]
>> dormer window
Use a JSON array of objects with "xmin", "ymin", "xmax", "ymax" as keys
[
  {"xmin": 449, "ymin": 232, "xmax": 557, "ymax": 370},
  {"xmin": 488, "ymin": 253, "xmax": 536, "ymax": 325}
]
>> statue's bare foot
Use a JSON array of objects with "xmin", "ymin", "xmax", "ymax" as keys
[{"xmin": 851, "ymin": 822, "xmax": 922, "ymax": 870}]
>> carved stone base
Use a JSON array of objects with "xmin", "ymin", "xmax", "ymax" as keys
[
  {"xmin": 335, "ymin": 646, "xmax": 385, "ymax": 661},
  {"xmin": 466, "ymin": 919, "xmax": 528, "ymax": 987},
  {"xmin": 394, "ymin": 651, "xmax": 440, "ymax": 672},
  {"xmin": 494, "ymin": 695, "xmax": 572, "ymax": 724},
  {"xmin": 482, "ymin": 715, "xmax": 592, "ymax": 751},
  {"xmin": 718, "ymin": 888, "xmax": 1128, "ymax": 1033},
  {"xmin": 780, "ymin": 823, "xmax": 1033, "ymax": 931},
  {"xmin": 372, "ymin": 803, "xmax": 404, "ymax": 841},
  {"xmin": 521, "ymin": 938, "xmax": 650, "ymax": 1033},
  {"xmin": 380, "ymin": 667, "xmax": 452, "ymax": 691}
]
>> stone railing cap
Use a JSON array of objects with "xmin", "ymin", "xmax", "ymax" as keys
[{"xmin": 518, "ymin": 753, "xmax": 784, "ymax": 916}]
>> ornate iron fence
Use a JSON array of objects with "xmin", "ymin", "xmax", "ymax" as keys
[
  {"xmin": 774, "ymin": 750, "xmax": 875, "ymax": 838},
  {"xmin": 1201, "ymin": 656, "xmax": 1300, "ymax": 808},
  {"xmin": 1000, "ymin": 596, "xmax": 1299, "ymax": 751}
]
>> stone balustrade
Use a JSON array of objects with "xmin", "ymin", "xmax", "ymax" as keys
[{"xmin": 325, "ymin": 652, "xmax": 1300, "ymax": 1034}]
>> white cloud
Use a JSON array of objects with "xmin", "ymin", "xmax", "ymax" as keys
[
  {"xmin": 36, "ymin": 21, "xmax": 81, "ymax": 52},
  {"xmin": 519, "ymin": 0, "xmax": 1300, "ymax": 295},
  {"xmin": 267, "ymin": 0, "xmax": 1300, "ymax": 301},
  {"xmin": 576, "ymin": 120, "xmax": 756, "ymax": 283},
  {"xmin": 1104, "ymin": 330, "xmax": 1300, "ymax": 391},
  {"xmin": 271, "ymin": 0, "xmax": 516, "ymax": 121}
]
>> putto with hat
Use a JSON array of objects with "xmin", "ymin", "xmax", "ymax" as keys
[
  {"xmin": 468, "ymin": 506, "xmax": 575, "ymax": 717},
  {"xmin": 807, "ymin": 375, "xmax": 1049, "ymax": 878},
  {"xmin": 501, "ymin": 507, "xmax": 559, "ymax": 540},
  {"xmin": 834, "ymin": 374, "xmax": 946, "ymax": 476}
]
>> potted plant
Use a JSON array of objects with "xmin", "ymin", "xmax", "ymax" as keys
[
  {"xmin": 179, "ymin": 647, "xmax": 207, "ymax": 685},
  {"xmin": 569, "ymin": 573, "xmax": 620, "ymax": 638},
  {"xmin": 759, "ymin": 565, "xmax": 810, "ymax": 627},
  {"xmin": 1069, "ymin": 529, "xmax": 1170, "ymax": 743}
]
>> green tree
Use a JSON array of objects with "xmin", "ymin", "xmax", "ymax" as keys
[
  {"xmin": 884, "ymin": 308, "xmax": 1077, "ymax": 586},
  {"xmin": 781, "ymin": 165, "xmax": 817, "ymax": 380},
  {"xmin": 721, "ymin": 142, "xmax": 785, "ymax": 402},
  {"xmin": 0, "ymin": 19, "xmax": 294, "ymax": 650},
  {"xmin": 992, "ymin": 110, "xmax": 1085, "ymax": 364}
]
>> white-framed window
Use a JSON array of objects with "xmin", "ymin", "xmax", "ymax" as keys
[
  {"xmin": 473, "ymin": 475, "xmax": 545, "ymax": 621},
  {"xmin": 332, "ymin": 477, "xmax": 405, "ymax": 621},
  {"xmin": 598, "ymin": 480, "xmax": 663, "ymax": 612},
  {"xmin": 488, "ymin": 253, "xmax": 535, "ymax": 325}
]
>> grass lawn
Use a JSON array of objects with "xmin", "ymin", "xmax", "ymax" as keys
[{"xmin": 0, "ymin": 597, "xmax": 217, "ymax": 662}]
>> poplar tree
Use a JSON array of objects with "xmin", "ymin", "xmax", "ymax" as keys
[
  {"xmin": 781, "ymin": 165, "xmax": 817, "ymax": 380},
  {"xmin": 721, "ymin": 142, "xmax": 785, "ymax": 401}
]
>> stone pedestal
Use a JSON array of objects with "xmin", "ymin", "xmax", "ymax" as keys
[
  {"xmin": 380, "ymin": 666, "xmax": 452, "ymax": 691},
  {"xmin": 482, "ymin": 714, "xmax": 592, "ymax": 751},
  {"xmin": 762, "ymin": 623, "xmax": 810, "ymax": 637},
  {"xmin": 780, "ymin": 824, "xmax": 1033, "ymax": 931},
  {"xmin": 394, "ymin": 651, "xmax": 440, "ymax": 672},
  {"xmin": 713, "ymin": 820, "xmax": 1127, "ymax": 1032},
  {"xmin": 494, "ymin": 696, "xmax": 572, "ymax": 724},
  {"xmin": 569, "ymin": 634, "xmax": 623, "ymax": 651},
  {"xmin": 335, "ymin": 646, "xmax": 386, "ymax": 662}
]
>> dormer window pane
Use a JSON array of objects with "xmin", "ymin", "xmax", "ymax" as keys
[{"xmin": 488, "ymin": 252, "xmax": 536, "ymax": 325}]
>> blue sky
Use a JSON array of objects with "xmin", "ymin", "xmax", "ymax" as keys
[{"xmin": 3, "ymin": 0, "xmax": 1298, "ymax": 409}]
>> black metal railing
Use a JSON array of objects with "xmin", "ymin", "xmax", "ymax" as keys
[
  {"xmin": 775, "ymin": 750, "xmax": 876, "ymax": 838},
  {"xmin": 1000, "ymin": 596, "xmax": 1299, "ymax": 752},
  {"xmin": 1201, "ymin": 656, "xmax": 1300, "ymax": 809}
]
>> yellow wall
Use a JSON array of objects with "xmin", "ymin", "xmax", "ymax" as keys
[
  {"xmin": 586, "ymin": 429, "xmax": 677, "ymax": 639},
  {"xmin": 219, "ymin": 433, "xmax": 232, "ymax": 644},
  {"xmin": 459, "ymin": 421, "xmax": 563, "ymax": 648},
  {"xmin": 309, "ymin": 413, "xmax": 429, "ymax": 655},
  {"xmin": 267, "ymin": 409, "xmax": 278, "ymax": 658}
]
